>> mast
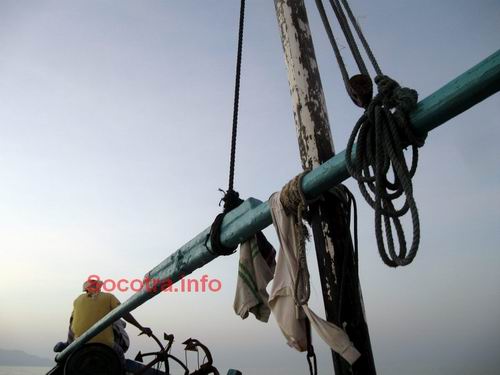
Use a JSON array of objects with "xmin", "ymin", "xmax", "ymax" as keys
[{"xmin": 273, "ymin": 0, "xmax": 376, "ymax": 373}]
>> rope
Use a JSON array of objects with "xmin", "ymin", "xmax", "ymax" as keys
[
  {"xmin": 305, "ymin": 318, "xmax": 318, "ymax": 375},
  {"xmin": 207, "ymin": 213, "xmax": 236, "ymax": 256},
  {"xmin": 228, "ymin": 0, "xmax": 245, "ymax": 193},
  {"xmin": 314, "ymin": 0, "xmax": 373, "ymax": 108},
  {"xmin": 315, "ymin": 0, "xmax": 426, "ymax": 267},
  {"xmin": 279, "ymin": 173, "xmax": 317, "ymax": 371},
  {"xmin": 279, "ymin": 172, "xmax": 311, "ymax": 306},
  {"xmin": 345, "ymin": 75, "xmax": 426, "ymax": 267},
  {"xmin": 207, "ymin": 0, "xmax": 246, "ymax": 257},
  {"xmin": 329, "ymin": 0, "xmax": 368, "ymax": 76},
  {"xmin": 207, "ymin": 189, "xmax": 244, "ymax": 256},
  {"xmin": 339, "ymin": 0, "xmax": 382, "ymax": 76},
  {"xmin": 314, "ymin": 0, "xmax": 350, "ymax": 85}
]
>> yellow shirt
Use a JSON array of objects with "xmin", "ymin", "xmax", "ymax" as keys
[{"xmin": 71, "ymin": 292, "xmax": 120, "ymax": 347}]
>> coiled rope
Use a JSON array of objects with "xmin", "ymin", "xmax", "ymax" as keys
[
  {"xmin": 315, "ymin": 0, "xmax": 427, "ymax": 267},
  {"xmin": 345, "ymin": 76, "xmax": 426, "ymax": 267}
]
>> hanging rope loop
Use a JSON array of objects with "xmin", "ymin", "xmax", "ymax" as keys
[
  {"xmin": 313, "ymin": 0, "xmax": 428, "ymax": 267},
  {"xmin": 346, "ymin": 75, "xmax": 427, "ymax": 267}
]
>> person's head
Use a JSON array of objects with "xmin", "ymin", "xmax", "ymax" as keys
[{"xmin": 83, "ymin": 278, "xmax": 103, "ymax": 295}]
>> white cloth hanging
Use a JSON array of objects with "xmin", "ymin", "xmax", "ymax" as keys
[
  {"xmin": 268, "ymin": 192, "xmax": 361, "ymax": 365},
  {"xmin": 233, "ymin": 236, "xmax": 275, "ymax": 322}
]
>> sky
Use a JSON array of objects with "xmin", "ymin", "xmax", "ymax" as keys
[{"xmin": 0, "ymin": 0, "xmax": 499, "ymax": 374}]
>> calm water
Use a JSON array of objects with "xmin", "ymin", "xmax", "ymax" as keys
[{"xmin": 0, "ymin": 367, "xmax": 51, "ymax": 375}]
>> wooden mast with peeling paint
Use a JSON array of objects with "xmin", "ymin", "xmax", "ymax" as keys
[{"xmin": 273, "ymin": 0, "xmax": 376, "ymax": 373}]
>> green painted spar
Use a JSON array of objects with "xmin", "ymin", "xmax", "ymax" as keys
[{"xmin": 56, "ymin": 49, "xmax": 500, "ymax": 363}]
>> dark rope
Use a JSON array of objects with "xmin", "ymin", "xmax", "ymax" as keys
[
  {"xmin": 208, "ymin": 213, "xmax": 236, "ymax": 256},
  {"xmin": 314, "ymin": 0, "xmax": 350, "ymax": 85},
  {"xmin": 316, "ymin": 0, "xmax": 425, "ymax": 266},
  {"xmin": 228, "ymin": 0, "xmax": 245, "ymax": 193},
  {"xmin": 207, "ymin": 190, "xmax": 244, "ymax": 256},
  {"xmin": 314, "ymin": 0, "xmax": 373, "ymax": 108},
  {"xmin": 345, "ymin": 75, "xmax": 426, "ymax": 267},
  {"xmin": 339, "ymin": 0, "xmax": 382, "ymax": 76},
  {"xmin": 328, "ymin": 0, "xmax": 368, "ymax": 76},
  {"xmin": 305, "ymin": 318, "xmax": 318, "ymax": 375},
  {"xmin": 208, "ymin": 0, "xmax": 246, "ymax": 257}
]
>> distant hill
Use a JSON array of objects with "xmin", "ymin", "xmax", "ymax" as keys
[{"xmin": 0, "ymin": 348, "xmax": 53, "ymax": 366}]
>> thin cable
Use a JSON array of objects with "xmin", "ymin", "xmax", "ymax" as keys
[{"xmin": 228, "ymin": 0, "xmax": 246, "ymax": 192}]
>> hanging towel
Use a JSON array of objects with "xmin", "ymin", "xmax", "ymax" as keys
[
  {"xmin": 233, "ymin": 233, "xmax": 276, "ymax": 322},
  {"xmin": 268, "ymin": 192, "xmax": 361, "ymax": 365}
]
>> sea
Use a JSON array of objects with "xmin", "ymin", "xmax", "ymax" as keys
[{"xmin": 0, "ymin": 367, "xmax": 51, "ymax": 375}]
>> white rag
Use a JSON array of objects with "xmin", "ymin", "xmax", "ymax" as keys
[
  {"xmin": 233, "ymin": 236, "xmax": 275, "ymax": 322},
  {"xmin": 268, "ymin": 192, "xmax": 361, "ymax": 365}
]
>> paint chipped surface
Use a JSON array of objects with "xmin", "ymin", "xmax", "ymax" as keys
[
  {"xmin": 321, "ymin": 219, "xmax": 337, "ymax": 282},
  {"xmin": 275, "ymin": 0, "xmax": 334, "ymax": 171},
  {"xmin": 275, "ymin": 0, "xmax": 340, "ymax": 313}
]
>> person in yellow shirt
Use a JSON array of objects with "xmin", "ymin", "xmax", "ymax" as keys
[{"xmin": 69, "ymin": 279, "xmax": 152, "ymax": 361}]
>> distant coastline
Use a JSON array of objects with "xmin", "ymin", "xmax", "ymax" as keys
[{"xmin": 0, "ymin": 349, "xmax": 53, "ymax": 367}]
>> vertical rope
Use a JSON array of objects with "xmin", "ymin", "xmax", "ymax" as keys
[
  {"xmin": 208, "ymin": 0, "xmax": 246, "ymax": 257},
  {"xmin": 228, "ymin": 0, "xmax": 246, "ymax": 193}
]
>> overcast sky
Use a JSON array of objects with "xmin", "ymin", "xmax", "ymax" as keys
[{"xmin": 0, "ymin": 1, "xmax": 499, "ymax": 374}]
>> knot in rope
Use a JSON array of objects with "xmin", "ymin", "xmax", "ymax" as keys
[
  {"xmin": 280, "ymin": 172, "xmax": 311, "ymax": 305},
  {"xmin": 221, "ymin": 188, "xmax": 243, "ymax": 213},
  {"xmin": 373, "ymin": 76, "xmax": 419, "ymax": 125},
  {"xmin": 346, "ymin": 75, "xmax": 427, "ymax": 267},
  {"xmin": 374, "ymin": 75, "xmax": 399, "ymax": 97},
  {"xmin": 208, "ymin": 189, "xmax": 244, "ymax": 257}
]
